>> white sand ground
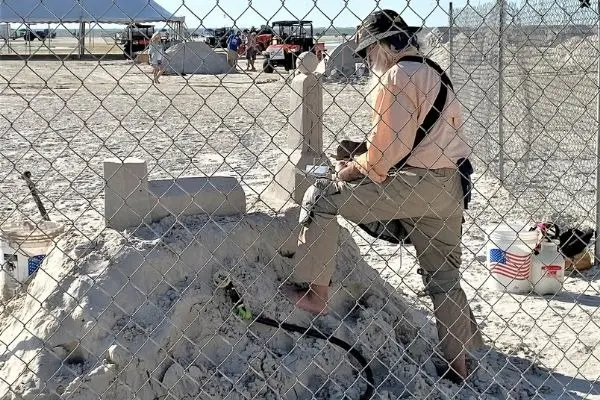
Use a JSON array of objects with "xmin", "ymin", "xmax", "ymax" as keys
[{"xmin": 0, "ymin": 49, "xmax": 598, "ymax": 399}]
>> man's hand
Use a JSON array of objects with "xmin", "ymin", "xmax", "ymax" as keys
[
  {"xmin": 335, "ymin": 160, "xmax": 348, "ymax": 173},
  {"xmin": 337, "ymin": 162, "xmax": 364, "ymax": 182}
]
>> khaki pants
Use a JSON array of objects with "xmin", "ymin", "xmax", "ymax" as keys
[
  {"xmin": 227, "ymin": 50, "xmax": 238, "ymax": 69},
  {"xmin": 294, "ymin": 167, "xmax": 484, "ymax": 361}
]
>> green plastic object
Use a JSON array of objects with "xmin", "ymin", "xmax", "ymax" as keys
[{"xmin": 236, "ymin": 305, "xmax": 252, "ymax": 320}]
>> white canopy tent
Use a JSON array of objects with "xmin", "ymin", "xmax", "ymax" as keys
[
  {"xmin": 0, "ymin": 0, "xmax": 183, "ymax": 24},
  {"xmin": 0, "ymin": 0, "xmax": 184, "ymax": 56}
]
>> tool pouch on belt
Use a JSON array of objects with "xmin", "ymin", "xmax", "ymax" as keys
[{"xmin": 457, "ymin": 158, "xmax": 473, "ymax": 210}]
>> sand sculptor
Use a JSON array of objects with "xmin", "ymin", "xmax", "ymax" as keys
[{"xmin": 284, "ymin": 8, "xmax": 484, "ymax": 383}]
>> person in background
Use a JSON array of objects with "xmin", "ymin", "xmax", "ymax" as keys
[
  {"xmin": 148, "ymin": 32, "xmax": 164, "ymax": 84},
  {"xmin": 240, "ymin": 29, "xmax": 249, "ymax": 56},
  {"xmin": 226, "ymin": 30, "xmax": 241, "ymax": 70},
  {"xmin": 245, "ymin": 32, "xmax": 258, "ymax": 72},
  {"xmin": 284, "ymin": 9, "xmax": 483, "ymax": 385}
]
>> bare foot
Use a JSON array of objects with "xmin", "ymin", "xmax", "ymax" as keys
[{"xmin": 282, "ymin": 285, "xmax": 328, "ymax": 315}]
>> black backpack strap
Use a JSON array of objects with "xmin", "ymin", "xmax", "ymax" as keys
[
  {"xmin": 399, "ymin": 56, "xmax": 453, "ymax": 90},
  {"xmin": 394, "ymin": 56, "xmax": 453, "ymax": 169}
]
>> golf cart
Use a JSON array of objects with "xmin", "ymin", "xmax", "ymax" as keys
[
  {"xmin": 117, "ymin": 23, "xmax": 154, "ymax": 59},
  {"xmin": 254, "ymin": 24, "xmax": 275, "ymax": 52},
  {"xmin": 262, "ymin": 20, "xmax": 325, "ymax": 72},
  {"xmin": 203, "ymin": 29, "xmax": 216, "ymax": 46},
  {"xmin": 213, "ymin": 27, "xmax": 230, "ymax": 49}
]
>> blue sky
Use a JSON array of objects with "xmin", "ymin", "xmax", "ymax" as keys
[{"xmin": 154, "ymin": 0, "xmax": 478, "ymax": 29}]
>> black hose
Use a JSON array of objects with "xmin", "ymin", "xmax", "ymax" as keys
[
  {"xmin": 225, "ymin": 283, "xmax": 375, "ymax": 399},
  {"xmin": 254, "ymin": 315, "xmax": 375, "ymax": 400}
]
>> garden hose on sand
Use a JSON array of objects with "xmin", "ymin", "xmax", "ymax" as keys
[{"xmin": 213, "ymin": 270, "xmax": 375, "ymax": 400}]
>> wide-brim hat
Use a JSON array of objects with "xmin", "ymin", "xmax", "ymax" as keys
[{"xmin": 355, "ymin": 9, "xmax": 421, "ymax": 58}]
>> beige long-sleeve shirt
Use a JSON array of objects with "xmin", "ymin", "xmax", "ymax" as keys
[{"xmin": 351, "ymin": 58, "xmax": 471, "ymax": 183}]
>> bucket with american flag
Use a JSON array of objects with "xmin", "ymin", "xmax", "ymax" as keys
[{"xmin": 487, "ymin": 225, "xmax": 540, "ymax": 294}]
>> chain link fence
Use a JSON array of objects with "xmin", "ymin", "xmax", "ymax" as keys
[
  {"xmin": 1, "ymin": 1, "xmax": 599, "ymax": 399},
  {"xmin": 452, "ymin": 0, "xmax": 598, "ymax": 227}
]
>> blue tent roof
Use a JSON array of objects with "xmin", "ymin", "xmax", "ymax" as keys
[{"xmin": 0, "ymin": 0, "xmax": 183, "ymax": 23}]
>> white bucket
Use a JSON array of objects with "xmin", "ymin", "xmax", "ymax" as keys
[
  {"xmin": 486, "ymin": 224, "xmax": 540, "ymax": 294},
  {"xmin": 0, "ymin": 220, "xmax": 64, "ymax": 300}
]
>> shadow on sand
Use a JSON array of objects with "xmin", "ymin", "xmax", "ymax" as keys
[{"xmin": 467, "ymin": 347, "xmax": 599, "ymax": 400}]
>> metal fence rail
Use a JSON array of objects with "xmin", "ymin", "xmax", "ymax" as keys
[{"xmin": 0, "ymin": 1, "xmax": 599, "ymax": 400}]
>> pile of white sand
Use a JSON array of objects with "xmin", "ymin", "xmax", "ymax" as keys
[
  {"xmin": 323, "ymin": 41, "xmax": 360, "ymax": 80},
  {"xmin": 163, "ymin": 42, "xmax": 230, "ymax": 75},
  {"xmin": 0, "ymin": 209, "xmax": 556, "ymax": 400}
]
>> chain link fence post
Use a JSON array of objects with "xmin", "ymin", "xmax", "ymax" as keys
[
  {"xmin": 497, "ymin": 0, "xmax": 506, "ymax": 183},
  {"xmin": 594, "ymin": 1, "xmax": 600, "ymax": 265},
  {"xmin": 449, "ymin": 1, "xmax": 454, "ymax": 79},
  {"xmin": 522, "ymin": 66, "xmax": 533, "ymax": 168}
]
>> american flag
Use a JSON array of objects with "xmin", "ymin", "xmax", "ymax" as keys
[{"xmin": 489, "ymin": 248, "xmax": 531, "ymax": 279}]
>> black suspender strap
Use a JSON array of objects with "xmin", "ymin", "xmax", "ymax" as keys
[{"xmin": 394, "ymin": 56, "xmax": 454, "ymax": 169}]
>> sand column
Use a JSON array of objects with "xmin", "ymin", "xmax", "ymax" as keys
[
  {"xmin": 263, "ymin": 52, "xmax": 331, "ymax": 208},
  {"xmin": 104, "ymin": 158, "xmax": 152, "ymax": 231}
]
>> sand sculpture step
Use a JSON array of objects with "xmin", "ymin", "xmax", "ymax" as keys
[
  {"xmin": 104, "ymin": 158, "xmax": 246, "ymax": 230},
  {"xmin": 148, "ymin": 176, "xmax": 246, "ymax": 221}
]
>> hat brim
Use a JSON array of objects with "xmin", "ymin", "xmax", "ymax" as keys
[{"xmin": 355, "ymin": 27, "xmax": 421, "ymax": 58}]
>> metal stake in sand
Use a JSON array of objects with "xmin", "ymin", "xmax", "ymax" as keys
[{"xmin": 21, "ymin": 171, "xmax": 50, "ymax": 221}]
